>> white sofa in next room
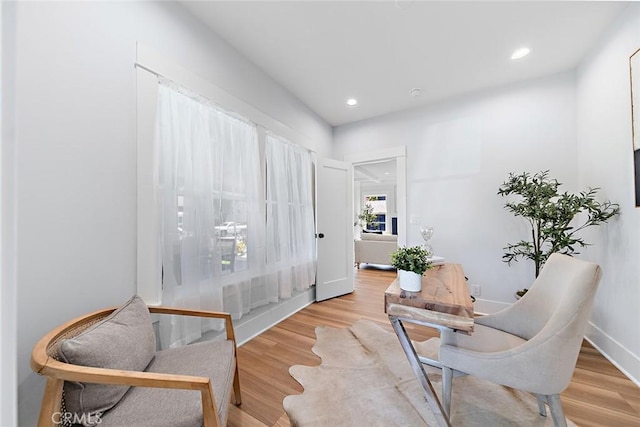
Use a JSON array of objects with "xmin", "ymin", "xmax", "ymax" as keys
[{"xmin": 354, "ymin": 233, "xmax": 398, "ymax": 268}]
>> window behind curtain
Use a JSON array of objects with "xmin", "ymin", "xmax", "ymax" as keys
[
  {"xmin": 155, "ymin": 80, "xmax": 262, "ymax": 347},
  {"xmin": 155, "ymin": 80, "xmax": 315, "ymax": 348}
]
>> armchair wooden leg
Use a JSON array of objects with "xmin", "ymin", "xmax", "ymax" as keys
[
  {"xmin": 233, "ymin": 360, "xmax": 242, "ymax": 405},
  {"xmin": 38, "ymin": 377, "xmax": 63, "ymax": 427},
  {"xmin": 535, "ymin": 394, "xmax": 547, "ymax": 416},
  {"xmin": 442, "ymin": 366, "xmax": 453, "ymax": 418},
  {"xmin": 547, "ymin": 394, "xmax": 567, "ymax": 427},
  {"xmin": 201, "ymin": 384, "xmax": 221, "ymax": 427}
]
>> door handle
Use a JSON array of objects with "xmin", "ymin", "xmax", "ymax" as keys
[{"xmin": 316, "ymin": 233, "xmax": 325, "ymax": 238}]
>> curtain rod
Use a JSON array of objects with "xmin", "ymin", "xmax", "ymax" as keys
[
  {"xmin": 136, "ymin": 62, "xmax": 255, "ymax": 127},
  {"xmin": 134, "ymin": 62, "xmax": 318, "ymax": 156},
  {"xmin": 135, "ymin": 62, "xmax": 163, "ymax": 78}
]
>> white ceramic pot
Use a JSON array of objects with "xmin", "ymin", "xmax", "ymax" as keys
[{"xmin": 398, "ymin": 270, "xmax": 422, "ymax": 292}]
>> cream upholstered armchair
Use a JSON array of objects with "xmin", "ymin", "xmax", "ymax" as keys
[{"xmin": 439, "ymin": 253, "xmax": 602, "ymax": 427}]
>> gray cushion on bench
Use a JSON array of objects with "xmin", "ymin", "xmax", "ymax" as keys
[{"xmin": 98, "ymin": 339, "xmax": 235, "ymax": 427}]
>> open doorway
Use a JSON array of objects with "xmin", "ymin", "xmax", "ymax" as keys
[{"xmin": 345, "ymin": 147, "xmax": 407, "ymax": 269}]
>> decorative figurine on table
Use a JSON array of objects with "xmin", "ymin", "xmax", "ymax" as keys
[{"xmin": 420, "ymin": 225, "xmax": 434, "ymax": 255}]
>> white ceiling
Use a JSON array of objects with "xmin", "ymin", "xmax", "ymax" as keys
[
  {"xmin": 355, "ymin": 159, "xmax": 397, "ymax": 184},
  {"xmin": 180, "ymin": 1, "xmax": 627, "ymax": 127}
]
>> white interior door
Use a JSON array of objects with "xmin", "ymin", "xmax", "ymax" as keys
[{"xmin": 316, "ymin": 158, "xmax": 354, "ymax": 301}]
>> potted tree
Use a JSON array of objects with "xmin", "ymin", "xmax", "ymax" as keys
[
  {"xmin": 498, "ymin": 170, "xmax": 620, "ymax": 298},
  {"xmin": 357, "ymin": 203, "xmax": 377, "ymax": 231},
  {"xmin": 391, "ymin": 246, "xmax": 432, "ymax": 292}
]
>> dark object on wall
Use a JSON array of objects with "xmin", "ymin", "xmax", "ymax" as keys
[
  {"xmin": 636, "ymin": 150, "xmax": 640, "ymax": 206},
  {"xmin": 631, "ymin": 47, "xmax": 640, "ymax": 206},
  {"xmin": 392, "ymin": 217, "xmax": 397, "ymax": 235}
]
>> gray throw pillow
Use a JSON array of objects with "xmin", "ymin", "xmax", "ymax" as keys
[{"xmin": 58, "ymin": 295, "xmax": 156, "ymax": 423}]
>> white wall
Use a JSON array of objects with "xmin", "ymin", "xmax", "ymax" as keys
[
  {"xmin": 576, "ymin": 3, "xmax": 640, "ymax": 385},
  {"xmin": 1, "ymin": 1, "xmax": 18, "ymax": 425},
  {"xmin": 15, "ymin": 1, "xmax": 332, "ymax": 424},
  {"xmin": 334, "ymin": 72, "xmax": 578, "ymax": 310}
]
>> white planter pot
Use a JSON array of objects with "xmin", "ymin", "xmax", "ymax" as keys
[{"xmin": 398, "ymin": 270, "xmax": 422, "ymax": 292}]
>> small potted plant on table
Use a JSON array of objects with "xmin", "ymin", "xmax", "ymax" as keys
[{"xmin": 391, "ymin": 246, "xmax": 432, "ymax": 292}]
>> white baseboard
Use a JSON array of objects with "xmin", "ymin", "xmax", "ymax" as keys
[
  {"xmin": 585, "ymin": 322, "xmax": 640, "ymax": 387},
  {"xmin": 235, "ymin": 287, "xmax": 316, "ymax": 346}
]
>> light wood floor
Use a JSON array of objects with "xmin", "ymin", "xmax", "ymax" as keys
[{"xmin": 228, "ymin": 265, "xmax": 640, "ymax": 427}]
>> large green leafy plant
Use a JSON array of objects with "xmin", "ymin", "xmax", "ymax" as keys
[
  {"xmin": 498, "ymin": 171, "xmax": 619, "ymax": 286},
  {"xmin": 391, "ymin": 246, "xmax": 432, "ymax": 275}
]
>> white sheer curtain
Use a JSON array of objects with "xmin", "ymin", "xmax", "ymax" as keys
[
  {"xmin": 155, "ymin": 80, "xmax": 262, "ymax": 347},
  {"xmin": 265, "ymin": 134, "xmax": 316, "ymax": 298},
  {"xmin": 155, "ymin": 81, "xmax": 316, "ymax": 348}
]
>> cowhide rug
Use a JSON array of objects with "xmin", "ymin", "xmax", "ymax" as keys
[{"xmin": 283, "ymin": 319, "xmax": 575, "ymax": 426}]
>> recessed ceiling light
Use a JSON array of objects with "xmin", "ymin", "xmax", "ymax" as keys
[
  {"xmin": 384, "ymin": 172, "xmax": 390, "ymax": 175},
  {"xmin": 346, "ymin": 98, "xmax": 358, "ymax": 107},
  {"xmin": 511, "ymin": 47, "xmax": 531, "ymax": 60},
  {"xmin": 409, "ymin": 88, "xmax": 422, "ymax": 97}
]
